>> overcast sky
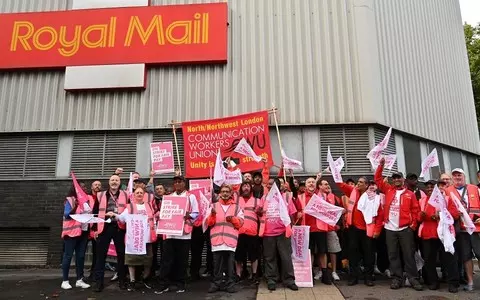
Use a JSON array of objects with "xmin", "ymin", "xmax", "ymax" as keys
[{"xmin": 459, "ymin": 0, "xmax": 480, "ymax": 25}]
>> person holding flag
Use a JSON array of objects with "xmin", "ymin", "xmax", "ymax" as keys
[
  {"xmin": 259, "ymin": 179, "xmax": 298, "ymax": 291},
  {"xmin": 375, "ymin": 158, "xmax": 422, "ymax": 291},
  {"xmin": 417, "ymin": 180, "xmax": 460, "ymax": 293},
  {"xmin": 335, "ymin": 175, "xmax": 384, "ymax": 287},
  {"xmin": 61, "ymin": 178, "xmax": 92, "ymax": 290},
  {"xmin": 446, "ymin": 168, "xmax": 480, "ymax": 292}
]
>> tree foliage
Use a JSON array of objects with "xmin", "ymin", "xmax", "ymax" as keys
[{"xmin": 464, "ymin": 23, "xmax": 480, "ymax": 126}]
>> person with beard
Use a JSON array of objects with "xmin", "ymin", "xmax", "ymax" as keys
[
  {"xmin": 405, "ymin": 173, "xmax": 426, "ymax": 201},
  {"xmin": 93, "ymin": 175, "xmax": 129, "ymax": 292},
  {"xmin": 336, "ymin": 176, "xmax": 383, "ymax": 286},
  {"xmin": 296, "ymin": 177, "xmax": 333, "ymax": 285},
  {"xmin": 418, "ymin": 180, "xmax": 459, "ymax": 293},
  {"xmin": 206, "ymin": 184, "xmax": 244, "ymax": 293},
  {"xmin": 243, "ymin": 172, "xmax": 253, "ymax": 183},
  {"xmin": 375, "ymin": 158, "xmax": 422, "ymax": 291},
  {"xmin": 235, "ymin": 182, "xmax": 263, "ymax": 284},
  {"xmin": 87, "ymin": 180, "xmax": 102, "ymax": 281}
]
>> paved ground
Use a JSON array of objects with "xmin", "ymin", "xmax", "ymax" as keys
[
  {"xmin": 0, "ymin": 269, "xmax": 257, "ymax": 300},
  {"xmin": 257, "ymin": 281, "xmax": 343, "ymax": 300},
  {"xmin": 336, "ymin": 273, "xmax": 480, "ymax": 300}
]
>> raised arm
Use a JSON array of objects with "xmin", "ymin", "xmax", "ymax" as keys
[{"xmin": 374, "ymin": 158, "xmax": 392, "ymax": 194}]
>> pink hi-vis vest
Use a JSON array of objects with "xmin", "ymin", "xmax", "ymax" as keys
[
  {"xmin": 447, "ymin": 185, "xmax": 480, "ymax": 233},
  {"xmin": 258, "ymin": 192, "xmax": 292, "ymax": 238},
  {"xmin": 239, "ymin": 196, "xmax": 260, "ymax": 236},
  {"xmin": 96, "ymin": 190, "xmax": 128, "ymax": 234},
  {"xmin": 62, "ymin": 197, "xmax": 83, "ymax": 238},
  {"xmin": 210, "ymin": 202, "xmax": 240, "ymax": 248},
  {"xmin": 129, "ymin": 202, "xmax": 157, "ymax": 243}
]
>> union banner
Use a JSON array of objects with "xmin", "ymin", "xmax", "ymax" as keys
[{"xmin": 182, "ymin": 111, "xmax": 272, "ymax": 178}]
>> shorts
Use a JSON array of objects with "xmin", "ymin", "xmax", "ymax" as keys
[
  {"xmin": 235, "ymin": 234, "xmax": 260, "ymax": 262},
  {"xmin": 457, "ymin": 232, "xmax": 480, "ymax": 263},
  {"xmin": 125, "ymin": 243, "xmax": 153, "ymax": 267},
  {"xmin": 327, "ymin": 231, "xmax": 341, "ymax": 253},
  {"xmin": 309, "ymin": 232, "xmax": 328, "ymax": 254}
]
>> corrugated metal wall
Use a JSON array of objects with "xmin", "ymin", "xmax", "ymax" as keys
[
  {"xmin": 374, "ymin": 0, "xmax": 480, "ymax": 154},
  {"xmin": 0, "ymin": 0, "xmax": 478, "ymax": 155},
  {"xmin": 0, "ymin": 0, "xmax": 363, "ymax": 130}
]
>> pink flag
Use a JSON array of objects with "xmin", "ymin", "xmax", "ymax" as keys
[
  {"xmin": 324, "ymin": 157, "xmax": 344, "ymax": 173},
  {"xmin": 450, "ymin": 192, "xmax": 476, "ymax": 235},
  {"xmin": 420, "ymin": 148, "xmax": 439, "ymax": 180},
  {"xmin": 281, "ymin": 149, "xmax": 303, "ymax": 171},
  {"xmin": 234, "ymin": 138, "xmax": 262, "ymax": 162},
  {"xmin": 304, "ymin": 194, "xmax": 344, "ymax": 226},
  {"xmin": 71, "ymin": 172, "xmax": 88, "ymax": 210},
  {"xmin": 266, "ymin": 183, "xmax": 291, "ymax": 227},
  {"xmin": 291, "ymin": 225, "xmax": 310, "ymax": 261},
  {"xmin": 224, "ymin": 168, "xmax": 243, "ymax": 185},
  {"xmin": 369, "ymin": 154, "xmax": 396, "ymax": 170},
  {"xmin": 428, "ymin": 185, "xmax": 446, "ymax": 211}
]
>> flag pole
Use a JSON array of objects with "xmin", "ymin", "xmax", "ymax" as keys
[
  {"xmin": 271, "ymin": 104, "xmax": 287, "ymax": 183},
  {"xmin": 171, "ymin": 121, "xmax": 182, "ymax": 176}
]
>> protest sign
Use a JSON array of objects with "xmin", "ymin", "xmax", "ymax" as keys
[{"xmin": 156, "ymin": 195, "xmax": 188, "ymax": 236}]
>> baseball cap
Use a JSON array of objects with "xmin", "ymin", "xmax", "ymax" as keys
[
  {"xmin": 424, "ymin": 180, "xmax": 437, "ymax": 186},
  {"xmin": 391, "ymin": 171, "xmax": 404, "ymax": 179},
  {"xmin": 406, "ymin": 173, "xmax": 418, "ymax": 180},
  {"xmin": 451, "ymin": 168, "xmax": 465, "ymax": 175}
]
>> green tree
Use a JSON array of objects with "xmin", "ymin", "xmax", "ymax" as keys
[{"xmin": 464, "ymin": 23, "xmax": 480, "ymax": 126}]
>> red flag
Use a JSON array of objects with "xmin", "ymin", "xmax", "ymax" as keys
[{"xmin": 71, "ymin": 172, "xmax": 88, "ymax": 211}]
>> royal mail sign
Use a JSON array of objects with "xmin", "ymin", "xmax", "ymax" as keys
[{"xmin": 0, "ymin": 3, "xmax": 228, "ymax": 69}]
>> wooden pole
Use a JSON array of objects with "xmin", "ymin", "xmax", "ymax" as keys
[
  {"xmin": 271, "ymin": 104, "xmax": 287, "ymax": 183},
  {"xmin": 172, "ymin": 122, "xmax": 182, "ymax": 175}
]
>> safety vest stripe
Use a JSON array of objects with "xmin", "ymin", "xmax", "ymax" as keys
[
  {"xmin": 244, "ymin": 215, "xmax": 258, "ymax": 223},
  {"xmin": 216, "ymin": 222, "xmax": 234, "ymax": 228},
  {"xmin": 63, "ymin": 225, "xmax": 82, "ymax": 230},
  {"xmin": 210, "ymin": 232, "xmax": 238, "ymax": 240}
]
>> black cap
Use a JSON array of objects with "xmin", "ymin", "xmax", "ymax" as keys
[
  {"xmin": 173, "ymin": 175, "xmax": 185, "ymax": 182},
  {"xmin": 133, "ymin": 178, "xmax": 147, "ymax": 184},
  {"xmin": 425, "ymin": 180, "xmax": 437, "ymax": 186},
  {"xmin": 406, "ymin": 173, "xmax": 418, "ymax": 180},
  {"xmin": 391, "ymin": 171, "xmax": 404, "ymax": 179}
]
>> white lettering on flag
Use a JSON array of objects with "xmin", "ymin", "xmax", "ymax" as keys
[
  {"xmin": 428, "ymin": 185, "xmax": 446, "ymax": 211},
  {"xmin": 234, "ymin": 138, "xmax": 262, "ymax": 162},
  {"xmin": 304, "ymin": 194, "xmax": 344, "ymax": 226},
  {"xmin": 224, "ymin": 168, "xmax": 243, "ymax": 185},
  {"xmin": 266, "ymin": 183, "xmax": 291, "ymax": 227},
  {"xmin": 324, "ymin": 157, "xmax": 344, "ymax": 173},
  {"xmin": 419, "ymin": 148, "xmax": 439, "ymax": 180},
  {"xmin": 367, "ymin": 127, "xmax": 392, "ymax": 163}
]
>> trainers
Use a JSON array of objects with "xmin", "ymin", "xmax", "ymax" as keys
[
  {"xmin": 201, "ymin": 271, "xmax": 211, "ymax": 278},
  {"xmin": 428, "ymin": 283, "xmax": 439, "ymax": 290},
  {"xmin": 127, "ymin": 281, "xmax": 136, "ymax": 292},
  {"xmin": 390, "ymin": 279, "xmax": 402, "ymax": 290},
  {"xmin": 332, "ymin": 272, "xmax": 340, "ymax": 281},
  {"xmin": 226, "ymin": 286, "xmax": 237, "ymax": 293},
  {"xmin": 464, "ymin": 284, "xmax": 474, "ymax": 292},
  {"xmin": 75, "ymin": 279, "xmax": 90, "ymax": 289},
  {"xmin": 286, "ymin": 283, "xmax": 299, "ymax": 291},
  {"xmin": 364, "ymin": 275, "xmax": 374, "ymax": 287},
  {"xmin": 267, "ymin": 283, "xmax": 276, "ymax": 291},
  {"xmin": 404, "ymin": 278, "xmax": 411, "ymax": 287},
  {"xmin": 384, "ymin": 269, "xmax": 391, "ymax": 278},
  {"xmin": 111, "ymin": 273, "xmax": 118, "ymax": 282},
  {"xmin": 143, "ymin": 280, "xmax": 153, "ymax": 289},
  {"xmin": 410, "ymin": 279, "xmax": 423, "ymax": 291},
  {"xmin": 61, "ymin": 281, "xmax": 72, "ymax": 290},
  {"xmin": 176, "ymin": 289, "xmax": 186, "ymax": 293},
  {"xmin": 208, "ymin": 285, "xmax": 219, "ymax": 293},
  {"xmin": 154, "ymin": 287, "xmax": 169, "ymax": 294},
  {"xmin": 374, "ymin": 266, "xmax": 382, "ymax": 275},
  {"xmin": 314, "ymin": 270, "xmax": 322, "ymax": 280},
  {"xmin": 448, "ymin": 284, "xmax": 458, "ymax": 293}
]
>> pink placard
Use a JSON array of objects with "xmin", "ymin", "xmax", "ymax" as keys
[
  {"xmin": 107, "ymin": 241, "xmax": 117, "ymax": 257},
  {"xmin": 189, "ymin": 179, "xmax": 212, "ymax": 195},
  {"xmin": 150, "ymin": 142, "xmax": 175, "ymax": 174},
  {"xmin": 156, "ymin": 195, "xmax": 188, "ymax": 236},
  {"xmin": 293, "ymin": 249, "xmax": 313, "ymax": 287}
]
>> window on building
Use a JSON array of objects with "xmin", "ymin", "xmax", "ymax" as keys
[
  {"xmin": 403, "ymin": 136, "xmax": 421, "ymax": 175},
  {"xmin": 449, "ymin": 150, "xmax": 463, "ymax": 170},
  {"xmin": 467, "ymin": 155, "xmax": 478, "ymax": 185}
]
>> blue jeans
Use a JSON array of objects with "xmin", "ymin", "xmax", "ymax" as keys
[{"xmin": 62, "ymin": 232, "xmax": 88, "ymax": 281}]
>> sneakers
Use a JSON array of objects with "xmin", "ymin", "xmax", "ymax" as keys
[
  {"xmin": 143, "ymin": 279, "xmax": 153, "ymax": 289},
  {"xmin": 373, "ymin": 266, "xmax": 382, "ymax": 275},
  {"xmin": 111, "ymin": 273, "xmax": 118, "ymax": 282},
  {"xmin": 464, "ymin": 284, "xmax": 474, "ymax": 292},
  {"xmin": 428, "ymin": 283, "xmax": 439, "ymax": 290},
  {"xmin": 448, "ymin": 284, "xmax": 458, "ymax": 293},
  {"xmin": 332, "ymin": 272, "xmax": 340, "ymax": 281},
  {"xmin": 409, "ymin": 278, "xmax": 423, "ymax": 291},
  {"xmin": 364, "ymin": 275, "xmax": 374, "ymax": 287},
  {"xmin": 208, "ymin": 285, "xmax": 219, "ymax": 293},
  {"xmin": 127, "ymin": 281, "xmax": 136, "ymax": 292},
  {"xmin": 267, "ymin": 283, "xmax": 276, "ymax": 291},
  {"xmin": 75, "ymin": 279, "xmax": 91, "ymax": 289},
  {"xmin": 226, "ymin": 286, "xmax": 237, "ymax": 293},
  {"xmin": 201, "ymin": 271, "xmax": 211, "ymax": 278},
  {"xmin": 390, "ymin": 279, "xmax": 402, "ymax": 290},
  {"xmin": 384, "ymin": 269, "xmax": 391, "ymax": 278},
  {"xmin": 176, "ymin": 289, "xmax": 186, "ymax": 293},
  {"xmin": 61, "ymin": 281, "xmax": 72, "ymax": 290},
  {"xmin": 154, "ymin": 287, "xmax": 169, "ymax": 294},
  {"xmin": 313, "ymin": 270, "xmax": 322, "ymax": 280}
]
